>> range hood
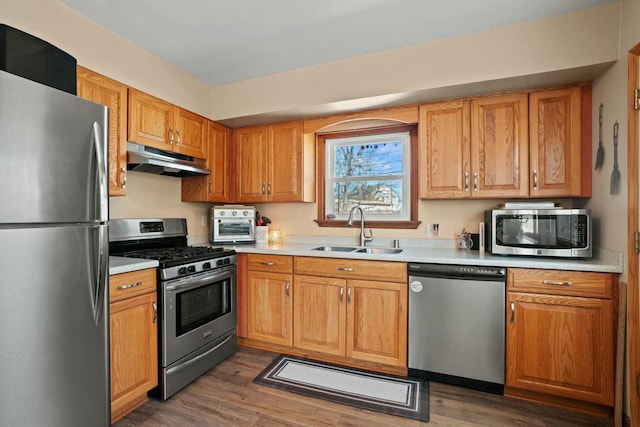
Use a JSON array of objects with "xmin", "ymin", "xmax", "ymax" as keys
[{"xmin": 127, "ymin": 142, "xmax": 210, "ymax": 177}]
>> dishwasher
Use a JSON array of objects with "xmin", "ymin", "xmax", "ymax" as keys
[{"xmin": 407, "ymin": 263, "xmax": 506, "ymax": 394}]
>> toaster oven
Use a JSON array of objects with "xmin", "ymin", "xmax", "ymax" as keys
[{"xmin": 210, "ymin": 205, "xmax": 256, "ymax": 244}]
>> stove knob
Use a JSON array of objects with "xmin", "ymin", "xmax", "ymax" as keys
[
  {"xmin": 187, "ymin": 265, "xmax": 196, "ymax": 273},
  {"xmin": 243, "ymin": 210, "xmax": 249, "ymax": 216},
  {"xmin": 203, "ymin": 262, "xmax": 211, "ymax": 270},
  {"xmin": 216, "ymin": 259, "xmax": 224, "ymax": 267},
  {"xmin": 178, "ymin": 267, "xmax": 187, "ymax": 275},
  {"xmin": 219, "ymin": 211, "xmax": 225, "ymax": 216}
]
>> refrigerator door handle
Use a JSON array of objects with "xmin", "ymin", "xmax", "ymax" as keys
[
  {"xmin": 92, "ymin": 121, "xmax": 108, "ymax": 222},
  {"xmin": 93, "ymin": 225, "xmax": 108, "ymax": 325}
]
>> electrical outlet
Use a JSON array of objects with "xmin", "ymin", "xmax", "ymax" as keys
[{"xmin": 427, "ymin": 223, "xmax": 440, "ymax": 237}]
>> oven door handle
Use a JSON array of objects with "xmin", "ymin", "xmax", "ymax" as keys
[
  {"xmin": 165, "ymin": 267, "xmax": 235, "ymax": 292},
  {"xmin": 165, "ymin": 332, "xmax": 236, "ymax": 376}
]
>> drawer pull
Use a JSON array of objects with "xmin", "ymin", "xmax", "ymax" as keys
[
  {"xmin": 542, "ymin": 280, "xmax": 572, "ymax": 286},
  {"xmin": 118, "ymin": 281, "xmax": 142, "ymax": 290},
  {"xmin": 261, "ymin": 261, "xmax": 276, "ymax": 266},
  {"xmin": 337, "ymin": 267, "xmax": 355, "ymax": 272}
]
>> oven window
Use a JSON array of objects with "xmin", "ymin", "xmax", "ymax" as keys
[
  {"xmin": 176, "ymin": 278, "xmax": 231, "ymax": 336},
  {"xmin": 218, "ymin": 221, "xmax": 252, "ymax": 237}
]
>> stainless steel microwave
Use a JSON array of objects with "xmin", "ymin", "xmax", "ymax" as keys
[
  {"xmin": 210, "ymin": 205, "xmax": 256, "ymax": 244},
  {"xmin": 484, "ymin": 209, "xmax": 591, "ymax": 258}
]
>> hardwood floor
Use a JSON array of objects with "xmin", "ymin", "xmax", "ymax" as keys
[{"xmin": 114, "ymin": 347, "xmax": 612, "ymax": 426}]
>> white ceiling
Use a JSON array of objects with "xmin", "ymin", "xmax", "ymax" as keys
[{"xmin": 60, "ymin": 0, "xmax": 614, "ymax": 87}]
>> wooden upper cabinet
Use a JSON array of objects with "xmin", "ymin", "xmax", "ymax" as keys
[
  {"xmin": 128, "ymin": 88, "xmax": 206, "ymax": 159},
  {"xmin": 182, "ymin": 120, "xmax": 231, "ymax": 202},
  {"xmin": 128, "ymin": 89, "xmax": 174, "ymax": 149},
  {"xmin": 76, "ymin": 66, "xmax": 128, "ymax": 196},
  {"xmin": 419, "ymin": 99, "xmax": 471, "ymax": 198},
  {"xmin": 269, "ymin": 121, "xmax": 304, "ymax": 202},
  {"xmin": 174, "ymin": 108, "xmax": 207, "ymax": 158},
  {"xmin": 529, "ymin": 85, "xmax": 591, "ymax": 197},
  {"xmin": 235, "ymin": 120, "xmax": 313, "ymax": 203},
  {"xmin": 235, "ymin": 125, "xmax": 269, "ymax": 202},
  {"xmin": 420, "ymin": 92, "xmax": 528, "ymax": 199},
  {"xmin": 471, "ymin": 92, "xmax": 529, "ymax": 198}
]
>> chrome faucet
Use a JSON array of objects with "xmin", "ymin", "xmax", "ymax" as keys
[{"xmin": 347, "ymin": 205, "xmax": 373, "ymax": 247}]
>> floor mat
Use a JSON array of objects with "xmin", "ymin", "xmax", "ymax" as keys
[{"xmin": 253, "ymin": 355, "xmax": 429, "ymax": 422}]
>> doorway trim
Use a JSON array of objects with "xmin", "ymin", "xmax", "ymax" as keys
[{"xmin": 627, "ymin": 42, "xmax": 640, "ymax": 427}]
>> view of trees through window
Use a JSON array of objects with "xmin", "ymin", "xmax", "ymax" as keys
[{"xmin": 327, "ymin": 131, "xmax": 409, "ymax": 218}]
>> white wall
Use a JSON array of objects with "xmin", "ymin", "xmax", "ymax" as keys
[{"xmin": 212, "ymin": 2, "xmax": 620, "ymax": 122}]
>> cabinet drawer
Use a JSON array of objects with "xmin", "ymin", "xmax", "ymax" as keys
[
  {"xmin": 507, "ymin": 268, "xmax": 613, "ymax": 299},
  {"xmin": 110, "ymin": 268, "xmax": 157, "ymax": 303},
  {"xmin": 294, "ymin": 256, "xmax": 407, "ymax": 282},
  {"xmin": 247, "ymin": 254, "xmax": 292, "ymax": 273}
]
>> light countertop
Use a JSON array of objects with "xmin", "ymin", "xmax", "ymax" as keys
[
  {"xmin": 109, "ymin": 256, "xmax": 159, "ymax": 275},
  {"xmin": 223, "ymin": 237, "xmax": 623, "ymax": 274}
]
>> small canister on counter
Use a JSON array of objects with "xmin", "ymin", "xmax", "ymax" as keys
[{"xmin": 255, "ymin": 225, "xmax": 269, "ymax": 244}]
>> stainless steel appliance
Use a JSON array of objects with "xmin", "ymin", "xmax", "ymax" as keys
[
  {"xmin": 110, "ymin": 218, "xmax": 237, "ymax": 400},
  {"xmin": 0, "ymin": 70, "xmax": 110, "ymax": 426},
  {"xmin": 127, "ymin": 141, "xmax": 210, "ymax": 177},
  {"xmin": 408, "ymin": 263, "xmax": 506, "ymax": 394},
  {"xmin": 210, "ymin": 205, "xmax": 256, "ymax": 244},
  {"xmin": 485, "ymin": 208, "xmax": 591, "ymax": 258}
]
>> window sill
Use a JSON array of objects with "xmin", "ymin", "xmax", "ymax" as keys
[{"xmin": 314, "ymin": 219, "xmax": 421, "ymax": 230}]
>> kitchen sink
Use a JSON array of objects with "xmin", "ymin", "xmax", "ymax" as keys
[
  {"xmin": 310, "ymin": 246, "xmax": 359, "ymax": 252},
  {"xmin": 353, "ymin": 247, "xmax": 403, "ymax": 255},
  {"xmin": 309, "ymin": 246, "xmax": 403, "ymax": 255}
]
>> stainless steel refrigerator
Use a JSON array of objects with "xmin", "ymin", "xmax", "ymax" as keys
[{"xmin": 0, "ymin": 70, "xmax": 110, "ymax": 426}]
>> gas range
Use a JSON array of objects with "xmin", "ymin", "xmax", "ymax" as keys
[{"xmin": 109, "ymin": 218, "xmax": 236, "ymax": 280}]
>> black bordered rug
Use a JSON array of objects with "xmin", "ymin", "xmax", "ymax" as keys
[{"xmin": 253, "ymin": 355, "xmax": 429, "ymax": 422}]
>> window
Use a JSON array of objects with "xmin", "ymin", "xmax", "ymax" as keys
[{"xmin": 316, "ymin": 124, "xmax": 419, "ymax": 229}]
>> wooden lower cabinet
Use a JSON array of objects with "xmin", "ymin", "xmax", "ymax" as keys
[
  {"xmin": 245, "ymin": 254, "xmax": 293, "ymax": 347},
  {"xmin": 505, "ymin": 268, "xmax": 616, "ymax": 417},
  {"xmin": 109, "ymin": 269, "xmax": 158, "ymax": 423},
  {"xmin": 240, "ymin": 255, "xmax": 407, "ymax": 373}
]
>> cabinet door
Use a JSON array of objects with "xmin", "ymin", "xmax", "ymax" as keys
[
  {"xmin": 181, "ymin": 121, "xmax": 230, "ymax": 202},
  {"xmin": 506, "ymin": 292, "xmax": 614, "ymax": 405},
  {"xmin": 471, "ymin": 93, "xmax": 529, "ymax": 198},
  {"xmin": 269, "ymin": 120, "xmax": 303, "ymax": 201},
  {"xmin": 235, "ymin": 126, "xmax": 268, "ymax": 202},
  {"xmin": 529, "ymin": 86, "xmax": 587, "ymax": 197},
  {"xmin": 128, "ymin": 89, "xmax": 174, "ymax": 150},
  {"xmin": 293, "ymin": 275, "xmax": 346, "ymax": 356},
  {"xmin": 419, "ymin": 100, "xmax": 471, "ymax": 198},
  {"xmin": 77, "ymin": 66, "xmax": 128, "ymax": 196},
  {"xmin": 346, "ymin": 280, "xmax": 408, "ymax": 367},
  {"xmin": 247, "ymin": 270, "xmax": 293, "ymax": 346},
  {"xmin": 207, "ymin": 122, "xmax": 231, "ymax": 201},
  {"xmin": 174, "ymin": 108, "xmax": 207, "ymax": 159},
  {"xmin": 110, "ymin": 292, "xmax": 158, "ymax": 422}
]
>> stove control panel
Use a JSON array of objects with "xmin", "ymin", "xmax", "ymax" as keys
[{"xmin": 162, "ymin": 254, "xmax": 237, "ymax": 281}]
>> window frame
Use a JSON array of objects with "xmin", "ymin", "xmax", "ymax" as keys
[{"xmin": 315, "ymin": 124, "xmax": 420, "ymax": 229}]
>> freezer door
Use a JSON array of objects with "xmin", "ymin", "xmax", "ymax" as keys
[
  {"xmin": 0, "ymin": 70, "xmax": 108, "ymax": 224},
  {"xmin": 0, "ymin": 224, "xmax": 110, "ymax": 427}
]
